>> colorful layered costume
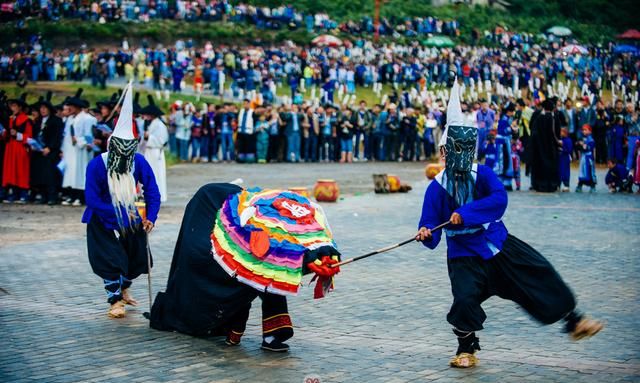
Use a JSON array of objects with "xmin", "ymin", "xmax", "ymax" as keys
[{"xmin": 150, "ymin": 184, "xmax": 340, "ymax": 351}]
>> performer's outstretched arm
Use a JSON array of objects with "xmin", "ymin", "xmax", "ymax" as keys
[{"xmin": 455, "ymin": 166, "xmax": 507, "ymax": 227}]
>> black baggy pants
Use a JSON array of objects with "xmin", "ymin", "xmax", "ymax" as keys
[{"xmin": 447, "ymin": 234, "xmax": 576, "ymax": 332}]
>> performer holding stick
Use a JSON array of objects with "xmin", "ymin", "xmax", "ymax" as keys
[
  {"xmin": 416, "ymin": 79, "xmax": 603, "ymax": 368},
  {"xmin": 83, "ymin": 82, "xmax": 160, "ymax": 318}
]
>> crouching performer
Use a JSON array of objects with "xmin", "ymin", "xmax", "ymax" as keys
[
  {"xmin": 416, "ymin": 80, "xmax": 603, "ymax": 368},
  {"xmin": 150, "ymin": 184, "xmax": 340, "ymax": 352}
]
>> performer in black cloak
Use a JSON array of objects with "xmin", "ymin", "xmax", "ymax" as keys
[
  {"xmin": 150, "ymin": 183, "xmax": 341, "ymax": 352},
  {"xmin": 31, "ymin": 92, "xmax": 64, "ymax": 205},
  {"xmin": 529, "ymin": 98, "xmax": 562, "ymax": 192}
]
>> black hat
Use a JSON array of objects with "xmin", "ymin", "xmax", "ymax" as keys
[
  {"xmin": 133, "ymin": 92, "xmax": 142, "ymax": 114},
  {"xmin": 55, "ymin": 96, "xmax": 70, "ymax": 111},
  {"xmin": 541, "ymin": 98, "xmax": 555, "ymax": 111},
  {"xmin": 7, "ymin": 93, "xmax": 29, "ymax": 109},
  {"xmin": 37, "ymin": 91, "xmax": 56, "ymax": 112},
  {"xmin": 141, "ymin": 94, "xmax": 164, "ymax": 116},
  {"xmin": 97, "ymin": 92, "xmax": 118, "ymax": 109},
  {"xmin": 65, "ymin": 88, "xmax": 88, "ymax": 108},
  {"xmin": 503, "ymin": 101, "xmax": 516, "ymax": 113},
  {"xmin": 30, "ymin": 96, "xmax": 45, "ymax": 110}
]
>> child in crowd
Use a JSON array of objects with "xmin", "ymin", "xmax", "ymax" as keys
[
  {"xmin": 190, "ymin": 110, "xmax": 203, "ymax": 162},
  {"xmin": 511, "ymin": 135, "xmax": 524, "ymax": 191},
  {"xmin": 576, "ymin": 124, "xmax": 597, "ymax": 193},
  {"xmin": 604, "ymin": 159, "xmax": 631, "ymax": 193},
  {"xmin": 482, "ymin": 133, "xmax": 497, "ymax": 170},
  {"xmin": 255, "ymin": 112, "xmax": 270, "ymax": 164},
  {"xmin": 559, "ymin": 127, "xmax": 573, "ymax": 192}
]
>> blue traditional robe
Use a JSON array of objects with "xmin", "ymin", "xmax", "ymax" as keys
[
  {"xmin": 578, "ymin": 136, "xmax": 597, "ymax": 185},
  {"xmin": 82, "ymin": 153, "xmax": 160, "ymax": 230},
  {"xmin": 483, "ymin": 142, "xmax": 497, "ymax": 170},
  {"xmin": 495, "ymin": 116, "xmax": 514, "ymax": 188},
  {"xmin": 559, "ymin": 137, "xmax": 573, "ymax": 187},
  {"xmin": 418, "ymin": 164, "xmax": 508, "ymax": 260},
  {"xmin": 605, "ymin": 163, "xmax": 628, "ymax": 188}
]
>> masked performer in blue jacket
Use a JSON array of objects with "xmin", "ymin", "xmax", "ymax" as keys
[{"xmin": 416, "ymin": 80, "xmax": 603, "ymax": 368}]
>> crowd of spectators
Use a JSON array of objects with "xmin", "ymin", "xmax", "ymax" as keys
[{"xmin": 1, "ymin": 0, "xmax": 459, "ymax": 38}]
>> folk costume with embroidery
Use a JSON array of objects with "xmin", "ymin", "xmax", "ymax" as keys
[
  {"xmin": 150, "ymin": 184, "xmax": 340, "ymax": 352},
  {"xmin": 82, "ymin": 82, "xmax": 160, "ymax": 318},
  {"xmin": 418, "ymin": 79, "xmax": 603, "ymax": 369}
]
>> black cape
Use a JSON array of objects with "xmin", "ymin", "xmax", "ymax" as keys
[
  {"xmin": 150, "ymin": 183, "xmax": 260, "ymax": 336},
  {"xmin": 529, "ymin": 111, "xmax": 561, "ymax": 192}
]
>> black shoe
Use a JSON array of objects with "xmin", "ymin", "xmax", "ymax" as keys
[{"xmin": 261, "ymin": 340, "xmax": 290, "ymax": 352}]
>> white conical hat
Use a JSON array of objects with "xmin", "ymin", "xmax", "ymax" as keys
[
  {"xmin": 439, "ymin": 78, "xmax": 469, "ymax": 147},
  {"xmin": 112, "ymin": 81, "xmax": 135, "ymax": 140}
]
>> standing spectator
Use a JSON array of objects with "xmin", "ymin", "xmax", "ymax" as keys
[
  {"xmin": 476, "ymin": 99, "xmax": 495, "ymax": 156},
  {"xmin": 338, "ymin": 107, "xmax": 354, "ymax": 163},
  {"xmin": 236, "ymin": 99, "xmax": 256, "ymax": 163},
  {"xmin": 401, "ymin": 108, "xmax": 417, "ymax": 162},
  {"xmin": 305, "ymin": 106, "xmax": 319, "ymax": 162},
  {"xmin": 386, "ymin": 104, "xmax": 401, "ymax": 161},
  {"xmin": 190, "ymin": 109, "xmax": 203, "ymax": 163},
  {"xmin": 217, "ymin": 104, "xmax": 234, "ymax": 162},
  {"xmin": 201, "ymin": 104, "xmax": 217, "ymax": 162},
  {"xmin": 30, "ymin": 95, "xmax": 64, "ymax": 205},
  {"xmin": 141, "ymin": 97, "xmax": 169, "ymax": 202},
  {"xmin": 2, "ymin": 94, "xmax": 33, "ymax": 203},
  {"xmin": 319, "ymin": 105, "xmax": 335, "ymax": 162},
  {"xmin": 592, "ymin": 100, "xmax": 610, "ymax": 164},
  {"xmin": 625, "ymin": 103, "xmax": 640, "ymax": 171},
  {"xmin": 558, "ymin": 128, "xmax": 573, "ymax": 192},
  {"xmin": 281, "ymin": 104, "xmax": 303, "ymax": 162},
  {"xmin": 175, "ymin": 103, "xmax": 192, "ymax": 162},
  {"xmin": 61, "ymin": 90, "xmax": 96, "ymax": 206},
  {"xmin": 353, "ymin": 100, "xmax": 372, "ymax": 161},
  {"xmin": 576, "ymin": 124, "xmax": 597, "ymax": 192},
  {"xmin": 255, "ymin": 111, "xmax": 270, "ymax": 164}
]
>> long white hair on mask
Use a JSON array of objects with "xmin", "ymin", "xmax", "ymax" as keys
[{"xmin": 106, "ymin": 136, "xmax": 139, "ymax": 232}]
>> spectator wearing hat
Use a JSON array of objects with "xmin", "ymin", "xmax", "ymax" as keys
[
  {"xmin": 2, "ymin": 93, "xmax": 33, "ymax": 203},
  {"xmin": 31, "ymin": 92, "xmax": 64, "ymax": 205},
  {"xmin": 141, "ymin": 95, "xmax": 168, "ymax": 202},
  {"xmin": 61, "ymin": 89, "xmax": 97, "ymax": 206}
]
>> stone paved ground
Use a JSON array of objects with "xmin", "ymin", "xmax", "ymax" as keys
[{"xmin": 1, "ymin": 162, "xmax": 639, "ymax": 383}]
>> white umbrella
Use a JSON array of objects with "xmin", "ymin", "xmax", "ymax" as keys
[
  {"xmin": 547, "ymin": 26, "xmax": 572, "ymax": 37},
  {"xmin": 561, "ymin": 44, "xmax": 588, "ymax": 55},
  {"xmin": 311, "ymin": 35, "xmax": 343, "ymax": 47}
]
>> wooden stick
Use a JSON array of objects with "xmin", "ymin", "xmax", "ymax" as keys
[
  {"xmin": 145, "ymin": 232, "xmax": 153, "ymax": 310},
  {"xmin": 331, "ymin": 220, "xmax": 451, "ymax": 268}
]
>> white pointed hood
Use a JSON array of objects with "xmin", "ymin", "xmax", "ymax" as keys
[
  {"xmin": 439, "ymin": 78, "xmax": 467, "ymax": 147},
  {"xmin": 112, "ymin": 81, "xmax": 135, "ymax": 140}
]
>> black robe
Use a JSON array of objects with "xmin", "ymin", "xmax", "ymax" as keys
[
  {"xmin": 30, "ymin": 115, "xmax": 64, "ymax": 189},
  {"xmin": 150, "ymin": 183, "xmax": 260, "ymax": 336},
  {"xmin": 530, "ymin": 111, "xmax": 561, "ymax": 192}
]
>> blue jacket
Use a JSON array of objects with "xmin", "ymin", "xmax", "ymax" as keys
[
  {"xmin": 418, "ymin": 164, "xmax": 508, "ymax": 260},
  {"xmin": 82, "ymin": 153, "xmax": 161, "ymax": 230}
]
